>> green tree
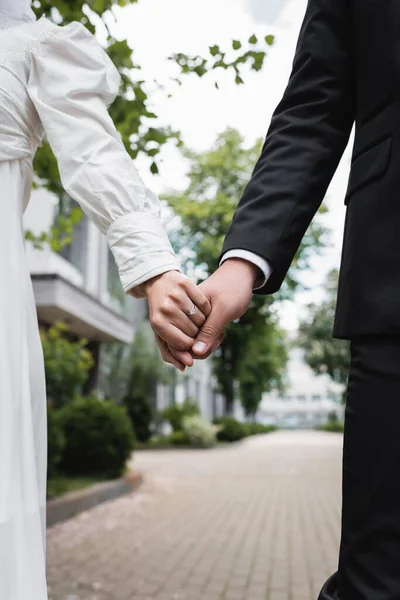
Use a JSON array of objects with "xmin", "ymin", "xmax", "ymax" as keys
[
  {"xmin": 164, "ymin": 128, "xmax": 330, "ymax": 414},
  {"xmin": 239, "ymin": 321, "xmax": 287, "ymax": 419},
  {"xmin": 121, "ymin": 322, "xmax": 177, "ymax": 440},
  {"xmin": 28, "ymin": 1, "xmax": 275, "ymax": 249},
  {"xmin": 40, "ymin": 322, "xmax": 95, "ymax": 408},
  {"xmin": 299, "ymin": 269, "xmax": 350, "ymax": 392},
  {"xmin": 102, "ymin": 320, "xmax": 175, "ymax": 403},
  {"xmin": 161, "ymin": 399, "xmax": 200, "ymax": 433}
]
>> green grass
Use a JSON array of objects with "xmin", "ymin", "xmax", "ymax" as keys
[
  {"xmin": 47, "ymin": 475, "xmax": 107, "ymax": 499},
  {"xmin": 315, "ymin": 422, "xmax": 344, "ymax": 433},
  {"xmin": 136, "ymin": 435, "xmax": 173, "ymax": 450},
  {"xmin": 136, "ymin": 438, "xmax": 231, "ymax": 450}
]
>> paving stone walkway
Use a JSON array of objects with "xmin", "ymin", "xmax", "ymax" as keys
[{"xmin": 46, "ymin": 430, "xmax": 344, "ymax": 600}]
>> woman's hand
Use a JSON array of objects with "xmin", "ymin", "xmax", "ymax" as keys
[{"xmin": 137, "ymin": 271, "xmax": 211, "ymax": 370}]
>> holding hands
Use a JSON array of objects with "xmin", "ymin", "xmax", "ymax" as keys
[
  {"xmin": 141, "ymin": 259, "xmax": 259, "ymax": 368},
  {"xmin": 140, "ymin": 271, "xmax": 211, "ymax": 371}
]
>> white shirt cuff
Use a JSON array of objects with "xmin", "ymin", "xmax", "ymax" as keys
[{"xmin": 220, "ymin": 250, "xmax": 273, "ymax": 290}]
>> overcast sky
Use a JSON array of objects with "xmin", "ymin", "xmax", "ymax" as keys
[
  {"xmin": 113, "ymin": 0, "xmax": 353, "ymax": 333},
  {"xmin": 247, "ymin": 0, "xmax": 289, "ymax": 23}
]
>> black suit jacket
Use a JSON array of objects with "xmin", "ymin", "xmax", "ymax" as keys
[{"xmin": 221, "ymin": 0, "xmax": 398, "ymax": 339}]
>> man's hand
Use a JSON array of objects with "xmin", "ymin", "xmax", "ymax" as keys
[
  {"xmin": 191, "ymin": 259, "xmax": 258, "ymax": 357},
  {"xmin": 136, "ymin": 271, "xmax": 211, "ymax": 370}
]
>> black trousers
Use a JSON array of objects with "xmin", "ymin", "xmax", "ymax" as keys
[{"xmin": 318, "ymin": 336, "xmax": 400, "ymax": 600}]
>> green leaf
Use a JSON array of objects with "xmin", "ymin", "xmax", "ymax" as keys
[
  {"xmin": 150, "ymin": 161, "xmax": 159, "ymax": 174},
  {"xmin": 232, "ymin": 40, "xmax": 242, "ymax": 50},
  {"xmin": 213, "ymin": 59, "xmax": 227, "ymax": 70},
  {"xmin": 265, "ymin": 34, "xmax": 274, "ymax": 46},
  {"xmin": 235, "ymin": 74, "xmax": 244, "ymax": 85},
  {"xmin": 194, "ymin": 65, "xmax": 207, "ymax": 77},
  {"xmin": 209, "ymin": 45, "xmax": 220, "ymax": 57},
  {"xmin": 249, "ymin": 34, "xmax": 258, "ymax": 45},
  {"xmin": 252, "ymin": 52, "xmax": 265, "ymax": 72}
]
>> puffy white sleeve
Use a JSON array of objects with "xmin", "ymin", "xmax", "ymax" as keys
[{"xmin": 27, "ymin": 21, "xmax": 181, "ymax": 298}]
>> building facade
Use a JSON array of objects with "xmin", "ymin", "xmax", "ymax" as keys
[
  {"xmin": 156, "ymin": 358, "xmax": 225, "ymax": 424},
  {"xmin": 256, "ymin": 347, "xmax": 345, "ymax": 428}
]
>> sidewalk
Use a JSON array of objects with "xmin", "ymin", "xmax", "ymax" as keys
[{"xmin": 46, "ymin": 430, "xmax": 343, "ymax": 600}]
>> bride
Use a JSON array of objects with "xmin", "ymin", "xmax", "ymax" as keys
[{"xmin": 0, "ymin": 1, "xmax": 209, "ymax": 597}]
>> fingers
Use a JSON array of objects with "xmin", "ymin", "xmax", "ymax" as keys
[
  {"xmin": 150, "ymin": 313, "xmax": 195, "ymax": 351},
  {"xmin": 166, "ymin": 335, "xmax": 222, "ymax": 365},
  {"xmin": 147, "ymin": 272, "xmax": 218, "ymax": 367},
  {"xmin": 192, "ymin": 307, "xmax": 227, "ymax": 357},
  {"xmin": 190, "ymin": 332, "xmax": 225, "ymax": 360},
  {"xmin": 171, "ymin": 310, "xmax": 203, "ymax": 339},
  {"xmin": 157, "ymin": 331, "xmax": 224, "ymax": 370},
  {"xmin": 151, "ymin": 287, "xmax": 206, "ymax": 340},
  {"xmin": 180, "ymin": 277, "xmax": 212, "ymax": 319},
  {"xmin": 185, "ymin": 304, "xmax": 208, "ymax": 329},
  {"xmin": 156, "ymin": 336, "xmax": 187, "ymax": 371},
  {"xmin": 168, "ymin": 345, "xmax": 194, "ymax": 368}
]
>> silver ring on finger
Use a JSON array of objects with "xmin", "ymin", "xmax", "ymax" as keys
[{"xmin": 186, "ymin": 303, "xmax": 197, "ymax": 317}]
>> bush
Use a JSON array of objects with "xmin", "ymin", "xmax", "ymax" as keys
[
  {"xmin": 136, "ymin": 435, "xmax": 171, "ymax": 449},
  {"xmin": 123, "ymin": 393, "xmax": 153, "ymax": 443},
  {"xmin": 213, "ymin": 416, "xmax": 248, "ymax": 442},
  {"xmin": 246, "ymin": 423, "xmax": 278, "ymax": 436},
  {"xmin": 58, "ymin": 395, "xmax": 135, "ymax": 478},
  {"xmin": 161, "ymin": 399, "xmax": 199, "ymax": 432},
  {"xmin": 41, "ymin": 322, "xmax": 94, "ymax": 409},
  {"xmin": 316, "ymin": 421, "xmax": 344, "ymax": 433},
  {"xmin": 47, "ymin": 408, "xmax": 66, "ymax": 478},
  {"xmin": 169, "ymin": 431, "xmax": 190, "ymax": 446},
  {"xmin": 182, "ymin": 415, "xmax": 219, "ymax": 448},
  {"xmin": 136, "ymin": 432, "xmax": 192, "ymax": 449},
  {"xmin": 328, "ymin": 410, "xmax": 339, "ymax": 423}
]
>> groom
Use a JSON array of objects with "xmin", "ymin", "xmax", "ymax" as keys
[{"xmin": 156, "ymin": 0, "xmax": 400, "ymax": 597}]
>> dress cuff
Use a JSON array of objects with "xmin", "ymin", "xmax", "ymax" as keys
[
  {"xmin": 107, "ymin": 212, "xmax": 182, "ymax": 298},
  {"xmin": 220, "ymin": 249, "xmax": 273, "ymax": 290}
]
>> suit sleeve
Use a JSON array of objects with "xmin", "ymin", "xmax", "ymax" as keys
[{"xmin": 221, "ymin": 0, "xmax": 355, "ymax": 294}]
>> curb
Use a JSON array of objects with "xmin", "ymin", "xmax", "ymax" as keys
[{"xmin": 46, "ymin": 471, "xmax": 143, "ymax": 528}]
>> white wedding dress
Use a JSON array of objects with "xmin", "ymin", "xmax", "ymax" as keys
[{"xmin": 0, "ymin": 11, "xmax": 180, "ymax": 600}]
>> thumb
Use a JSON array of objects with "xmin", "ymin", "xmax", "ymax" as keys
[{"xmin": 192, "ymin": 310, "xmax": 226, "ymax": 356}]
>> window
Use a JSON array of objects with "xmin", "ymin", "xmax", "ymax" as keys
[
  {"xmin": 58, "ymin": 197, "xmax": 88, "ymax": 274},
  {"xmin": 168, "ymin": 385, "xmax": 176, "ymax": 406},
  {"xmin": 108, "ymin": 247, "xmax": 126, "ymax": 311},
  {"xmin": 184, "ymin": 377, "xmax": 191, "ymax": 399},
  {"xmin": 297, "ymin": 395, "xmax": 306, "ymax": 402},
  {"xmin": 312, "ymin": 394, "xmax": 321, "ymax": 402}
]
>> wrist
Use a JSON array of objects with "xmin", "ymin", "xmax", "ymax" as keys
[
  {"xmin": 219, "ymin": 258, "xmax": 259, "ymax": 289},
  {"xmin": 135, "ymin": 272, "xmax": 167, "ymax": 297},
  {"xmin": 137, "ymin": 269, "xmax": 182, "ymax": 297}
]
